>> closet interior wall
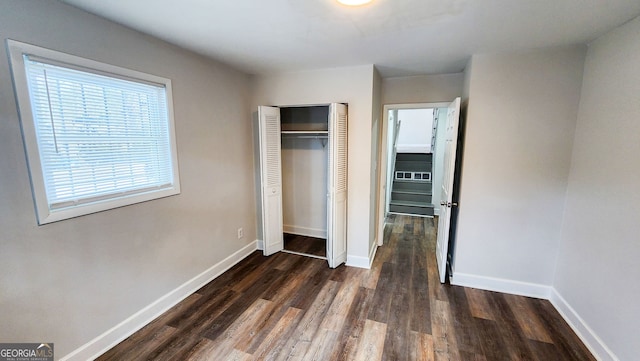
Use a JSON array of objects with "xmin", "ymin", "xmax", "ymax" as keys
[{"xmin": 280, "ymin": 106, "xmax": 329, "ymax": 239}]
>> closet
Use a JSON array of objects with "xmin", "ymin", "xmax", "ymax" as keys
[{"xmin": 257, "ymin": 103, "xmax": 347, "ymax": 268}]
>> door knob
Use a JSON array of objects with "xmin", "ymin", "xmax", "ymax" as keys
[{"xmin": 440, "ymin": 201, "xmax": 445, "ymax": 206}]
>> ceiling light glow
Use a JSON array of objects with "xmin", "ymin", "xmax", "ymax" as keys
[{"xmin": 337, "ymin": 0, "xmax": 373, "ymax": 6}]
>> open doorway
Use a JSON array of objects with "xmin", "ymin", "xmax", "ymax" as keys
[
  {"xmin": 376, "ymin": 99, "xmax": 462, "ymax": 284},
  {"xmin": 376, "ymin": 102, "xmax": 449, "ymax": 245}
]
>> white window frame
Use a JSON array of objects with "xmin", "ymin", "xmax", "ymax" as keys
[{"xmin": 7, "ymin": 40, "xmax": 181, "ymax": 225}]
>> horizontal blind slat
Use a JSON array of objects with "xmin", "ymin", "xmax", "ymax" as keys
[{"xmin": 25, "ymin": 56, "xmax": 175, "ymax": 207}]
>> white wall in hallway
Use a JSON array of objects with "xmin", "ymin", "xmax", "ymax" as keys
[{"xmin": 396, "ymin": 108, "xmax": 433, "ymax": 153}]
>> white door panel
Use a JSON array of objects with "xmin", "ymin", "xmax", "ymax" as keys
[
  {"xmin": 436, "ymin": 98, "xmax": 460, "ymax": 283},
  {"xmin": 258, "ymin": 106, "xmax": 284, "ymax": 256},
  {"xmin": 327, "ymin": 103, "xmax": 348, "ymax": 268}
]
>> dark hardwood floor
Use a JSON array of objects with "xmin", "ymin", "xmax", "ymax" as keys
[
  {"xmin": 97, "ymin": 215, "xmax": 595, "ymax": 360},
  {"xmin": 284, "ymin": 233, "xmax": 326, "ymax": 258}
]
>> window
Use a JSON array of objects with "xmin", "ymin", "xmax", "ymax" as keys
[{"xmin": 7, "ymin": 40, "xmax": 180, "ymax": 224}]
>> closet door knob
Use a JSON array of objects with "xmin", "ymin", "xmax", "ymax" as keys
[{"xmin": 440, "ymin": 201, "xmax": 445, "ymax": 206}]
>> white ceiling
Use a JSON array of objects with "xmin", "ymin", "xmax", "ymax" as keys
[{"xmin": 62, "ymin": 0, "xmax": 640, "ymax": 77}]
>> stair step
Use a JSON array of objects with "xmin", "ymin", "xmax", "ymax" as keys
[
  {"xmin": 393, "ymin": 179, "xmax": 432, "ymax": 184},
  {"xmin": 394, "ymin": 161, "xmax": 432, "ymax": 172},
  {"xmin": 392, "ymin": 189, "xmax": 432, "ymax": 196},
  {"xmin": 393, "ymin": 180, "xmax": 431, "ymax": 192},
  {"xmin": 391, "ymin": 190, "xmax": 432, "ymax": 203},
  {"xmin": 396, "ymin": 153, "xmax": 432, "ymax": 162},
  {"xmin": 389, "ymin": 201, "xmax": 434, "ymax": 216},
  {"xmin": 390, "ymin": 200, "xmax": 432, "ymax": 207}
]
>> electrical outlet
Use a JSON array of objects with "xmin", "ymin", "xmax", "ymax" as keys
[{"xmin": 237, "ymin": 227, "xmax": 244, "ymax": 239}]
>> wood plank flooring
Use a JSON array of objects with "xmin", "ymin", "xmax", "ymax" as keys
[
  {"xmin": 284, "ymin": 233, "xmax": 326, "ymax": 258},
  {"xmin": 97, "ymin": 215, "xmax": 595, "ymax": 360}
]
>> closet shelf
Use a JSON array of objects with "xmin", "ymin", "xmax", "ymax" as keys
[
  {"xmin": 281, "ymin": 130, "xmax": 328, "ymax": 138},
  {"xmin": 281, "ymin": 130, "xmax": 328, "ymax": 134}
]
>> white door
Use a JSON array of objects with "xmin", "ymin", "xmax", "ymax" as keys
[
  {"xmin": 436, "ymin": 98, "xmax": 461, "ymax": 283},
  {"xmin": 258, "ymin": 106, "xmax": 284, "ymax": 256},
  {"xmin": 327, "ymin": 103, "xmax": 348, "ymax": 268}
]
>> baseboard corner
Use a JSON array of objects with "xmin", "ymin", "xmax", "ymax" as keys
[
  {"xmin": 346, "ymin": 254, "xmax": 372, "ymax": 269},
  {"xmin": 282, "ymin": 225, "xmax": 327, "ymax": 239},
  {"xmin": 549, "ymin": 288, "xmax": 619, "ymax": 361},
  {"xmin": 368, "ymin": 242, "xmax": 378, "ymax": 267}
]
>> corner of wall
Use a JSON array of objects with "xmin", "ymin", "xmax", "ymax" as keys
[
  {"xmin": 549, "ymin": 288, "xmax": 619, "ymax": 361},
  {"xmin": 450, "ymin": 272, "xmax": 619, "ymax": 360},
  {"xmin": 346, "ymin": 241, "xmax": 377, "ymax": 270},
  {"xmin": 462, "ymin": 56, "xmax": 473, "ymax": 102}
]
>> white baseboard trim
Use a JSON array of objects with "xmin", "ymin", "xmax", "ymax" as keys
[
  {"xmin": 60, "ymin": 240, "xmax": 259, "ymax": 361},
  {"xmin": 346, "ymin": 254, "xmax": 371, "ymax": 269},
  {"xmin": 346, "ymin": 243, "xmax": 377, "ymax": 269},
  {"xmin": 549, "ymin": 289, "xmax": 619, "ymax": 361},
  {"xmin": 257, "ymin": 239, "xmax": 264, "ymax": 251},
  {"xmin": 368, "ymin": 243, "xmax": 378, "ymax": 268},
  {"xmin": 283, "ymin": 225, "xmax": 327, "ymax": 239},
  {"xmin": 451, "ymin": 272, "xmax": 552, "ymax": 299}
]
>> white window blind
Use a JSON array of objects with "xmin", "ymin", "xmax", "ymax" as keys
[{"xmin": 7, "ymin": 40, "xmax": 180, "ymax": 224}]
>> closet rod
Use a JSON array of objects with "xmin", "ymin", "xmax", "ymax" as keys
[{"xmin": 282, "ymin": 135, "xmax": 328, "ymax": 139}]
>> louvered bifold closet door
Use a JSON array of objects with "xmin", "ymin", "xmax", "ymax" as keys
[
  {"xmin": 258, "ymin": 106, "xmax": 284, "ymax": 256},
  {"xmin": 327, "ymin": 103, "xmax": 348, "ymax": 268}
]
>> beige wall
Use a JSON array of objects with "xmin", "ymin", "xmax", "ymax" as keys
[
  {"xmin": 281, "ymin": 137, "xmax": 328, "ymax": 237},
  {"xmin": 382, "ymin": 73, "xmax": 464, "ymax": 105},
  {"xmin": 0, "ymin": 1, "xmax": 254, "ymax": 357},
  {"xmin": 453, "ymin": 46, "xmax": 586, "ymax": 286},
  {"xmin": 554, "ymin": 16, "xmax": 640, "ymax": 361},
  {"xmin": 251, "ymin": 65, "xmax": 377, "ymax": 264}
]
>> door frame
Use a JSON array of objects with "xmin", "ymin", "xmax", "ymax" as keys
[{"xmin": 376, "ymin": 102, "xmax": 451, "ymax": 246}]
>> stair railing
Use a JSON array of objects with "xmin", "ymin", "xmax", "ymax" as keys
[
  {"xmin": 387, "ymin": 119, "xmax": 402, "ymax": 213},
  {"xmin": 390, "ymin": 119, "xmax": 402, "ymax": 180}
]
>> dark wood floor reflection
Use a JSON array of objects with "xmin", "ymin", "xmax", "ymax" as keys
[
  {"xmin": 284, "ymin": 233, "xmax": 326, "ymax": 258},
  {"xmin": 97, "ymin": 215, "xmax": 595, "ymax": 360}
]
